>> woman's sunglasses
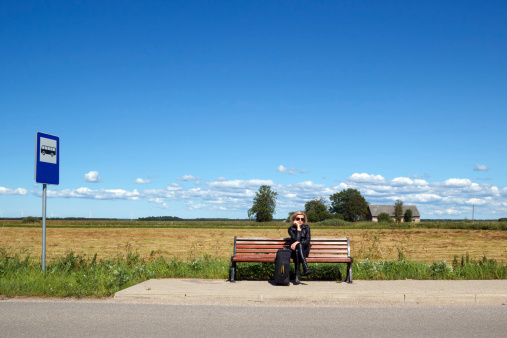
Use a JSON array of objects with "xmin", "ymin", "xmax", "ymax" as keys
[{"xmin": 295, "ymin": 217, "xmax": 305, "ymax": 221}]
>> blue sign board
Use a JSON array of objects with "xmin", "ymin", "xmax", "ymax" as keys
[{"xmin": 35, "ymin": 132, "xmax": 60, "ymax": 185}]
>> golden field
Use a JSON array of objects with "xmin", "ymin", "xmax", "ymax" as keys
[{"xmin": 1, "ymin": 226, "xmax": 506, "ymax": 263}]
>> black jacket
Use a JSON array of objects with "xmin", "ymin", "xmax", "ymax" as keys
[{"xmin": 288, "ymin": 224, "xmax": 311, "ymax": 249}]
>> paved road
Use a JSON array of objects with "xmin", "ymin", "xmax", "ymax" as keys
[{"xmin": 1, "ymin": 300, "xmax": 505, "ymax": 337}]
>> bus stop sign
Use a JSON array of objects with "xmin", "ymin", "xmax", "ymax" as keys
[{"xmin": 35, "ymin": 132, "xmax": 60, "ymax": 185}]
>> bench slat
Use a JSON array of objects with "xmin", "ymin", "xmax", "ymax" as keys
[
  {"xmin": 236, "ymin": 248, "xmax": 279, "ymax": 255},
  {"xmin": 232, "ymin": 256, "xmax": 352, "ymax": 263},
  {"xmin": 236, "ymin": 244, "xmax": 348, "ymax": 249},
  {"xmin": 235, "ymin": 243, "xmax": 285, "ymax": 246},
  {"xmin": 236, "ymin": 249, "xmax": 349, "ymax": 254},
  {"xmin": 236, "ymin": 241, "xmax": 349, "ymax": 246},
  {"xmin": 235, "ymin": 237, "xmax": 349, "ymax": 240},
  {"xmin": 236, "ymin": 245, "xmax": 288, "ymax": 249}
]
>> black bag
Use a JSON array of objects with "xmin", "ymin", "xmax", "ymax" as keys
[{"xmin": 274, "ymin": 249, "xmax": 291, "ymax": 286}]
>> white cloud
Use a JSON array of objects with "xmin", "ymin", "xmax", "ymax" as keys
[
  {"xmin": 466, "ymin": 198, "xmax": 487, "ymax": 205},
  {"xmin": 166, "ymin": 183, "xmax": 183, "ymax": 191},
  {"xmin": 431, "ymin": 208, "xmax": 463, "ymax": 216},
  {"xmin": 0, "ymin": 187, "xmax": 28, "ymax": 195},
  {"xmin": 278, "ymin": 165, "xmax": 296, "ymax": 175},
  {"xmin": 177, "ymin": 175, "xmax": 200, "ymax": 181},
  {"xmin": 413, "ymin": 179, "xmax": 429, "ymax": 186},
  {"xmin": 444, "ymin": 208, "xmax": 461, "ymax": 215},
  {"xmin": 348, "ymin": 173, "xmax": 386, "ymax": 184},
  {"xmin": 206, "ymin": 179, "xmax": 275, "ymax": 189},
  {"xmin": 403, "ymin": 194, "xmax": 443, "ymax": 203},
  {"xmin": 442, "ymin": 178, "xmax": 472, "ymax": 187},
  {"xmin": 134, "ymin": 178, "xmax": 151, "ymax": 184},
  {"xmin": 149, "ymin": 198, "xmax": 168, "ymax": 209},
  {"xmin": 84, "ymin": 171, "xmax": 101, "ymax": 183},
  {"xmin": 185, "ymin": 202, "xmax": 206, "ymax": 210},
  {"xmin": 43, "ymin": 187, "xmax": 140, "ymax": 200},
  {"xmin": 474, "ymin": 164, "xmax": 489, "ymax": 171},
  {"xmin": 390, "ymin": 177, "xmax": 413, "ymax": 186}
]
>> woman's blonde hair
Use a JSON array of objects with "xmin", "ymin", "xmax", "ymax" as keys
[{"xmin": 290, "ymin": 211, "xmax": 307, "ymax": 223}]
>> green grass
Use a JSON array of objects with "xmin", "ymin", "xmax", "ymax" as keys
[
  {"xmin": 1, "ymin": 247, "xmax": 505, "ymax": 298},
  {"xmin": 0, "ymin": 248, "xmax": 229, "ymax": 298}
]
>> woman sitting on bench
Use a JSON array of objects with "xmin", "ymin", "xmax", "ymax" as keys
[{"xmin": 288, "ymin": 211, "xmax": 312, "ymax": 285}]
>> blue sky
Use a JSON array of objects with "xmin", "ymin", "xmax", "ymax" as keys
[{"xmin": 1, "ymin": 1, "xmax": 506, "ymax": 219}]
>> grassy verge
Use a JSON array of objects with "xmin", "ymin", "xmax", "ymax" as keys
[{"xmin": 1, "ymin": 247, "xmax": 505, "ymax": 298}]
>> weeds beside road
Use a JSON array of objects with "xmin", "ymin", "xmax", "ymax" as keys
[{"xmin": 1, "ymin": 247, "xmax": 505, "ymax": 298}]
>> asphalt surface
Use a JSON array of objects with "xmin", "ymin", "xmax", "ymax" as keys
[
  {"xmin": 114, "ymin": 279, "xmax": 507, "ymax": 306},
  {"xmin": 1, "ymin": 300, "xmax": 506, "ymax": 337}
]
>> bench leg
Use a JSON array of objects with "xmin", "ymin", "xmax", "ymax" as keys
[
  {"xmin": 345, "ymin": 262, "xmax": 353, "ymax": 283},
  {"xmin": 229, "ymin": 261, "xmax": 236, "ymax": 282}
]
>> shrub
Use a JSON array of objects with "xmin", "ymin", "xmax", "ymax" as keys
[
  {"xmin": 404, "ymin": 209, "xmax": 413, "ymax": 223},
  {"xmin": 21, "ymin": 216, "xmax": 40, "ymax": 224},
  {"xmin": 499, "ymin": 218, "xmax": 507, "ymax": 222},
  {"xmin": 334, "ymin": 213, "xmax": 345, "ymax": 220},
  {"xmin": 316, "ymin": 218, "xmax": 351, "ymax": 226},
  {"xmin": 377, "ymin": 212, "xmax": 393, "ymax": 223},
  {"xmin": 305, "ymin": 198, "xmax": 336, "ymax": 222}
]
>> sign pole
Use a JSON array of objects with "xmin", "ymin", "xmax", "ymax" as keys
[
  {"xmin": 35, "ymin": 132, "xmax": 59, "ymax": 271},
  {"xmin": 42, "ymin": 184, "xmax": 47, "ymax": 271}
]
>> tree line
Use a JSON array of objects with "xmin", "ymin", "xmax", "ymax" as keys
[
  {"xmin": 247, "ymin": 185, "xmax": 436, "ymax": 223},
  {"xmin": 247, "ymin": 185, "xmax": 371, "ymax": 222}
]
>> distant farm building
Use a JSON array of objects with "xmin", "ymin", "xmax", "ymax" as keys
[{"xmin": 368, "ymin": 205, "xmax": 421, "ymax": 222}]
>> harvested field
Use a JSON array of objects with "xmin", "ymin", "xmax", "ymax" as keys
[{"xmin": 1, "ymin": 227, "xmax": 506, "ymax": 263}]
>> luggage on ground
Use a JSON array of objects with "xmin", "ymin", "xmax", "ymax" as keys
[{"xmin": 274, "ymin": 249, "xmax": 291, "ymax": 286}]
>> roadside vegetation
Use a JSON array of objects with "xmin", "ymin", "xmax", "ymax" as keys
[{"xmin": 1, "ymin": 247, "xmax": 505, "ymax": 298}]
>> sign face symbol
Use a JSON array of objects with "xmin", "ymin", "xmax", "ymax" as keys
[
  {"xmin": 41, "ymin": 145, "xmax": 56, "ymax": 157},
  {"xmin": 39, "ymin": 137, "xmax": 57, "ymax": 164}
]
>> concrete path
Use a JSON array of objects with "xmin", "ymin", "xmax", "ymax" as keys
[{"xmin": 115, "ymin": 279, "xmax": 507, "ymax": 306}]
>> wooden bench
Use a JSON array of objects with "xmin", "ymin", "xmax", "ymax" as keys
[{"xmin": 229, "ymin": 237, "xmax": 353, "ymax": 283}]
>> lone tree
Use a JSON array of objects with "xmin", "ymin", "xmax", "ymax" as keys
[
  {"xmin": 394, "ymin": 199, "xmax": 404, "ymax": 223},
  {"xmin": 378, "ymin": 212, "xmax": 393, "ymax": 223},
  {"xmin": 304, "ymin": 197, "xmax": 335, "ymax": 223},
  {"xmin": 404, "ymin": 208, "xmax": 413, "ymax": 223},
  {"xmin": 248, "ymin": 185, "xmax": 278, "ymax": 222},
  {"xmin": 329, "ymin": 188, "xmax": 369, "ymax": 222}
]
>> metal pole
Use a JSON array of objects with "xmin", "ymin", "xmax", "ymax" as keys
[{"xmin": 42, "ymin": 184, "xmax": 47, "ymax": 271}]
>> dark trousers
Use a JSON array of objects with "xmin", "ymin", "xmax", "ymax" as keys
[{"xmin": 291, "ymin": 244, "xmax": 310, "ymax": 272}]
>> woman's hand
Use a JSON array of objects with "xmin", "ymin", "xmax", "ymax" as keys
[
  {"xmin": 292, "ymin": 221, "xmax": 302, "ymax": 231},
  {"xmin": 291, "ymin": 241, "xmax": 300, "ymax": 250}
]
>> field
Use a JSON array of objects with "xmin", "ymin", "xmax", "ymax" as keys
[
  {"xmin": 1, "ymin": 220, "xmax": 506, "ymax": 263},
  {"xmin": 2, "ymin": 220, "xmax": 505, "ymax": 297}
]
